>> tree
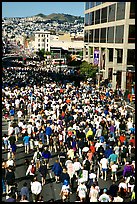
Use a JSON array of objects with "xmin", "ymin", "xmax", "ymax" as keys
[
  {"xmin": 36, "ymin": 48, "xmax": 46, "ymax": 60},
  {"xmin": 80, "ymin": 61, "xmax": 98, "ymax": 78}
]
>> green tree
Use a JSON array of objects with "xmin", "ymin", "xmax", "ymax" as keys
[
  {"xmin": 36, "ymin": 48, "xmax": 46, "ymax": 60},
  {"xmin": 80, "ymin": 61, "xmax": 98, "ymax": 78}
]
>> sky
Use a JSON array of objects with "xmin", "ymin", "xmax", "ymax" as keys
[{"xmin": 2, "ymin": 2, "xmax": 85, "ymax": 18}]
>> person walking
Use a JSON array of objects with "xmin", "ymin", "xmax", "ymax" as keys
[
  {"xmin": 31, "ymin": 177, "xmax": 42, "ymax": 202},
  {"xmin": 5, "ymin": 166, "xmax": 15, "ymax": 194},
  {"xmin": 77, "ymin": 179, "xmax": 87, "ymax": 202},
  {"xmin": 23, "ymin": 132, "xmax": 30, "ymax": 154},
  {"xmin": 41, "ymin": 146, "xmax": 51, "ymax": 169},
  {"xmin": 38, "ymin": 161, "xmax": 48, "ymax": 186},
  {"xmin": 99, "ymin": 154, "xmax": 109, "ymax": 181},
  {"xmin": 52, "ymin": 159, "xmax": 63, "ymax": 183},
  {"xmin": 20, "ymin": 182, "xmax": 30, "ymax": 201},
  {"xmin": 33, "ymin": 147, "xmax": 42, "ymax": 170}
]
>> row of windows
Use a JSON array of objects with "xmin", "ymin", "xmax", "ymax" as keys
[
  {"xmin": 85, "ymin": 2, "xmax": 102, "ymax": 10},
  {"xmin": 85, "ymin": 2, "xmax": 135, "ymax": 26},
  {"xmin": 38, "ymin": 44, "xmax": 49, "ymax": 47},
  {"xmin": 84, "ymin": 25, "xmax": 135, "ymax": 44},
  {"xmin": 38, "ymin": 34, "xmax": 49, "ymax": 38},
  {"xmin": 38, "ymin": 39, "xmax": 49, "ymax": 42}
]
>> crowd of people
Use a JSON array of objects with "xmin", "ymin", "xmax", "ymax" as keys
[{"xmin": 2, "ymin": 65, "xmax": 135, "ymax": 202}]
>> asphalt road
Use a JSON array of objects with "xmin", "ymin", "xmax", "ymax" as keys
[{"xmin": 2, "ymin": 114, "xmax": 133, "ymax": 202}]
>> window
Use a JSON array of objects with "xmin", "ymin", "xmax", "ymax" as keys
[
  {"xmin": 89, "ymin": 30, "xmax": 93, "ymax": 42},
  {"xmin": 108, "ymin": 4, "xmax": 116, "ymax": 22},
  {"xmin": 109, "ymin": 48, "xmax": 113, "ymax": 61},
  {"xmin": 85, "ymin": 13, "xmax": 89, "ymax": 26},
  {"xmin": 38, "ymin": 44, "xmax": 40, "ymax": 47},
  {"xmin": 127, "ymin": 49, "xmax": 135, "ymax": 66},
  {"xmin": 42, "ymin": 39, "xmax": 45, "ymax": 42},
  {"xmin": 84, "ymin": 30, "xmax": 89, "ymax": 42},
  {"xmin": 130, "ymin": 2, "xmax": 135, "ymax": 19},
  {"xmin": 85, "ymin": 2, "xmax": 89, "ymax": 10},
  {"xmin": 38, "ymin": 34, "xmax": 40, "ymax": 37},
  {"xmin": 41, "ymin": 34, "xmax": 43, "ymax": 37},
  {"xmin": 94, "ymin": 29, "xmax": 99, "ymax": 43},
  {"xmin": 89, "ymin": 12, "xmax": 94, "ymax": 25},
  {"xmin": 101, "ymin": 7, "xmax": 107, "ymax": 23},
  {"xmin": 116, "ymin": 2, "xmax": 125, "ymax": 20},
  {"xmin": 128, "ymin": 25, "xmax": 135, "ymax": 43},
  {"xmin": 96, "ymin": 2, "xmax": 101, "ymax": 6},
  {"xmin": 89, "ymin": 2, "xmax": 95, "ymax": 8},
  {"xmin": 115, "ymin": 25, "xmax": 124, "ymax": 43},
  {"xmin": 47, "ymin": 39, "xmax": 48, "ymax": 42},
  {"xmin": 117, "ymin": 49, "xmax": 123, "ymax": 63},
  {"xmin": 38, "ymin": 39, "xmax": 40, "ymax": 42},
  {"xmin": 95, "ymin": 9, "xmax": 100, "ymax": 24},
  {"xmin": 100, "ymin": 28, "xmax": 106, "ymax": 43},
  {"xmin": 107, "ymin": 27, "xmax": 114, "ymax": 43}
]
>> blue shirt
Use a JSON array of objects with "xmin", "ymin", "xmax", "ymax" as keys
[{"xmin": 23, "ymin": 135, "xmax": 30, "ymax": 144}]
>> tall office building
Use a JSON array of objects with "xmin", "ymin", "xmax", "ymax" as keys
[{"xmin": 83, "ymin": 2, "xmax": 135, "ymax": 92}]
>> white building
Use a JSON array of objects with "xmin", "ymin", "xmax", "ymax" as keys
[
  {"xmin": 34, "ymin": 30, "xmax": 50, "ymax": 52},
  {"xmin": 83, "ymin": 2, "xmax": 135, "ymax": 91}
]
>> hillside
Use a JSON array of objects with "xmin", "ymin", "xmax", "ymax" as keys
[{"xmin": 35, "ymin": 13, "xmax": 84, "ymax": 23}]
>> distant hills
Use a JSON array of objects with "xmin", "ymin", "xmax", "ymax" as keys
[{"xmin": 34, "ymin": 13, "xmax": 84, "ymax": 23}]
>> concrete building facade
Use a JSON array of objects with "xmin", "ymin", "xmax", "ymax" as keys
[{"xmin": 83, "ymin": 2, "xmax": 135, "ymax": 91}]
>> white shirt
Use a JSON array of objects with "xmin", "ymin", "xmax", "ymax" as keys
[
  {"xmin": 31, "ymin": 181, "xmax": 42, "ymax": 195},
  {"xmin": 100, "ymin": 158, "xmax": 108, "ymax": 169},
  {"xmin": 113, "ymin": 196, "xmax": 123, "ymax": 202},
  {"xmin": 111, "ymin": 164, "xmax": 118, "ymax": 172}
]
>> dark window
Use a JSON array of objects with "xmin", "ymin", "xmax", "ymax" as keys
[
  {"xmin": 38, "ymin": 44, "xmax": 40, "ymax": 47},
  {"xmin": 116, "ymin": 2, "xmax": 125, "ymax": 20},
  {"xmin": 100, "ymin": 28, "xmax": 106, "ymax": 43},
  {"xmin": 128, "ymin": 25, "xmax": 135, "ymax": 43},
  {"xmin": 107, "ymin": 27, "xmax": 114, "ymax": 43},
  {"xmin": 115, "ymin": 25, "xmax": 124, "ymax": 43},
  {"xmin": 127, "ymin": 49, "xmax": 135, "ymax": 66},
  {"xmin": 108, "ymin": 4, "xmax": 116, "ymax": 22},
  {"xmin": 101, "ymin": 7, "xmax": 107, "ymax": 23},
  {"xmin": 89, "ymin": 12, "xmax": 94, "ymax": 25},
  {"xmin": 84, "ymin": 30, "xmax": 89, "ymax": 42},
  {"xmin": 130, "ymin": 2, "xmax": 135, "ymax": 19},
  {"xmin": 85, "ymin": 2, "xmax": 89, "ymax": 10},
  {"xmin": 95, "ymin": 9, "xmax": 100, "ymax": 24},
  {"xmin": 117, "ymin": 49, "xmax": 123, "ymax": 63},
  {"xmin": 38, "ymin": 34, "xmax": 40, "ymax": 37},
  {"xmin": 109, "ymin": 48, "xmax": 113, "ymax": 61},
  {"xmin": 89, "ymin": 30, "xmax": 93, "ymax": 43},
  {"xmin": 85, "ymin": 13, "xmax": 89, "ymax": 26},
  {"xmin": 94, "ymin": 29, "xmax": 99, "ymax": 43},
  {"xmin": 96, "ymin": 2, "xmax": 101, "ymax": 6},
  {"xmin": 89, "ymin": 2, "xmax": 95, "ymax": 8}
]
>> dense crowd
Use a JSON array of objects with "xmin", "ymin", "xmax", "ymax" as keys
[{"xmin": 2, "ymin": 65, "xmax": 135, "ymax": 202}]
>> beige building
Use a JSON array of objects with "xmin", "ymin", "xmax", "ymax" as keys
[{"xmin": 83, "ymin": 2, "xmax": 135, "ymax": 91}]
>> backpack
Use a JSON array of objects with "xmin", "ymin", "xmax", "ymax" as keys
[
  {"xmin": 31, "ymin": 164, "xmax": 36, "ymax": 174},
  {"xmin": 37, "ymin": 152, "xmax": 41, "ymax": 160}
]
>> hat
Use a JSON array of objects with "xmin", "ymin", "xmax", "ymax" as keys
[{"xmin": 103, "ymin": 188, "xmax": 107, "ymax": 193}]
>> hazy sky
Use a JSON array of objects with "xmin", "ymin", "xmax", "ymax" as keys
[{"xmin": 2, "ymin": 2, "xmax": 85, "ymax": 18}]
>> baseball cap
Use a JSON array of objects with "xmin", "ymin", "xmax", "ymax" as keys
[{"xmin": 103, "ymin": 188, "xmax": 107, "ymax": 193}]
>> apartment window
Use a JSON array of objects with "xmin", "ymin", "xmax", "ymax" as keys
[
  {"xmin": 130, "ymin": 2, "xmax": 135, "ymax": 19},
  {"xmin": 42, "ymin": 39, "xmax": 45, "ymax": 42},
  {"xmin": 84, "ymin": 30, "xmax": 89, "ymax": 42},
  {"xmin": 47, "ymin": 35, "xmax": 49, "ymax": 38},
  {"xmin": 89, "ymin": 12, "xmax": 94, "ymax": 25},
  {"xmin": 95, "ymin": 9, "xmax": 100, "ymax": 24},
  {"xmin": 47, "ymin": 39, "xmax": 48, "ymax": 42},
  {"xmin": 115, "ymin": 25, "xmax": 124, "ymax": 43},
  {"xmin": 128, "ymin": 25, "xmax": 135, "ymax": 43},
  {"xmin": 38, "ymin": 44, "xmax": 40, "ymax": 47},
  {"xmin": 109, "ymin": 48, "xmax": 113, "ymax": 61},
  {"xmin": 89, "ymin": 30, "xmax": 93, "ymax": 43},
  {"xmin": 94, "ymin": 29, "xmax": 99, "ymax": 43},
  {"xmin": 101, "ymin": 7, "xmax": 107, "ymax": 23},
  {"xmin": 85, "ymin": 13, "xmax": 89, "ymax": 26},
  {"xmin": 108, "ymin": 4, "xmax": 116, "ymax": 22},
  {"xmin": 117, "ymin": 49, "xmax": 123, "ymax": 63},
  {"xmin": 100, "ymin": 28, "xmax": 106, "ymax": 43},
  {"xmin": 41, "ymin": 34, "xmax": 43, "ymax": 37},
  {"xmin": 38, "ymin": 39, "xmax": 40, "ymax": 42},
  {"xmin": 38, "ymin": 34, "xmax": 40, "ymax": 37},
  {"xmin": 127, "ymin": 49, "xmax": 135, "ymax": 66},
  {"xmin": 85, "ymin": 2, "xmax": 89, "ymax": 10},
  {"xmin": 116, "ymin": 2, "xmax": 125, "ymax": 20},
  {"xmin": 107, "ymin": 27, "xmax": 114, "ymax": 43}
]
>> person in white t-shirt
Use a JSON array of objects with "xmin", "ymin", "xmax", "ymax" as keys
[
  {"xmin": 100, "ymin": 155, "xmax": 108, "ymax": 181},
  {"xmin": 89, "ymin": 183, "xmax": 99, "ymax": 202},
  {"xmin": 113, "ymin": 192, "xmax": 123, "ymax": 202},
  {"xmin": 98, "ymin": 188, "xmax": 111, "ymax": 202},
  {"xmin": 77, "ymin": 180, "xmax": 87, "ymax": 202},
  {"xmin": 110, "ymin": 161, "xmax": 118, "ymax": 181}
]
